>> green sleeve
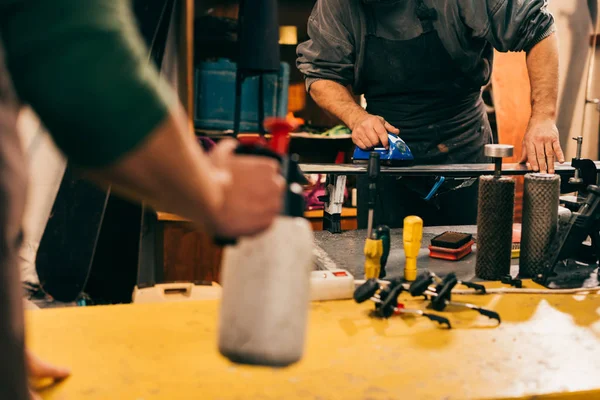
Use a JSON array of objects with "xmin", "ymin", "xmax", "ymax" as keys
[{"xmin": 0, "ymin": 0, "xmax": 176, "ymax": 168}]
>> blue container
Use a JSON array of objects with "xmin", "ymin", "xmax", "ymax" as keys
[{"xmin": 194, "ymin": 58, "xmax": 290, "ymax": 132}]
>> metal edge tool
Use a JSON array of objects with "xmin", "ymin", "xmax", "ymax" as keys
[
  {"xmin": 352, "ymin": 133, "xmax": 415, "ymax": 166},
  {"xmin": 535, "ymin": 184, "xmax": 600, "ymax": 289}
]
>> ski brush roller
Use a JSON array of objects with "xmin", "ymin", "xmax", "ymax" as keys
[
  {"xmin": 475, "ymin": 144, "xmax": 515, "ymax": 280},
  {"xmin": 519, "ymin": 173, "xmax": 560, "ymax": 278}
]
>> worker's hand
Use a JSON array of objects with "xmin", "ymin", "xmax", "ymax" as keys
[
  {"xmin": 26, "ymin": 350, "xmax": 70, "ymax": 400},
  {"xmin": 351, "ymin": 114, "xmax": 399, "ymax": 150},
  {"xmin": 520, "ymin": 117, "xmax": 565, "ymax": 174},
  {"xmin": 208, "ymin": 139, "xmax": 285, "ymax": 238}
]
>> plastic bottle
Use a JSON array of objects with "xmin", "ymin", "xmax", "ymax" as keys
[
  {"xmin": 218, "ymin": 215, "xmax": 313, "ymax": 366},
  {"xmin": 217, "ymin": 121, "xmax": 314, "ymax": 367}
]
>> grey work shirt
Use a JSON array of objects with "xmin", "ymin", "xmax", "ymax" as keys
[{"xmin": 296, "ymin": 0, "xmax": 555, "ymax": 94}]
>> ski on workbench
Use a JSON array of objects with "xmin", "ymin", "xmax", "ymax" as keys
[{"xmin": 299, "ymin": 162, "xmax": 600, "ymax": 177}]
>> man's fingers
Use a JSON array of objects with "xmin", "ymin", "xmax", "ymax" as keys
[
  {"xmin": 545, "ymin": 141, "xmax": 555, "ymax": 174},
  {"xmin": 363, "ymin": 128, "xmax": 380, "ymax": 149},
  {"xmin": 384, "ymin": 121, "xmax": 400, "ymax": 135},
  {"xmin": 536, "ymin": 144, "xmax": 547, "ymax": 173},
  {"xmin": 27, "ymin": 352, "xmax": 70, "ymax": 379},
  {"xmin": 29, "ymin": 389, "xmax": 42, "ymax": 400},
  {"xmin": 210, "ymin": 138, "xmax": 237, "ymax": 167},
  {"xmin": 526, "ymin": 141, "xmax": 539, "ymax": 172},
  {"xmin": 519, "ymin": 146, "xmax": 528, "ymax": 164},
  {"xmin": 372, "ymin": 121, "xmax": 389, "ymax": 149},
  {"xmin": 354, "ymin": 136, "xmax": 368, "ymax": 150},
  {"xmin": 553, "ymin": 139, "xmax": 565, "ymax": 163}
]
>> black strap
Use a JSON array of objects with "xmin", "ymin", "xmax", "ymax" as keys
[
  {"xmin": 365, "ymin": 4, "xmax": 377, "ymax": 36},
  {"xmin": 414, "ymin": 0, "xmax": 437, "ymax": 33},
  {"xmin": 365, "ymin": 0, "xmax": 438, "ymax": 35}
]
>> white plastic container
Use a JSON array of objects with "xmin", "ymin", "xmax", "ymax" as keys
[{"xmin": 217, "ymin": 216, "xmax": 314, "ymax": 367}]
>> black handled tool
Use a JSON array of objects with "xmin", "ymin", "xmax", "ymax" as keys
[
  {"xmin": 377, "ymin": 225, "xmax": 391, "ymax": 279},
  {"xmin": 405, "ymin": 271, "xmax": 500, "ymax": 324},
  {"xmin": 427, "ymin": 276, "xmax": 500, "ymax": 324},
  {"xmin": 353, "ymin": 279, "xmax": 451, "ymax": 328},
  {"xmin": 367, "ymin": 152, "xmax": 380, "ymax": 239}
]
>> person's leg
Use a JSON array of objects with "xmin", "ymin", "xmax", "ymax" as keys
[
  {"xmin": 0, "ymin": 37, "xmax": 30, "ymax": 400},
  {"xmin": 16, "ymin": 107, "xmax": 67, "ymax": 287}
]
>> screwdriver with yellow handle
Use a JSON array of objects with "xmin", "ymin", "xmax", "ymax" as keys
[
  {"xmin": 364, "ymin": 152, "xmax": 383, "ymax": 280},
  {"xmin": 403, "ymin": 215, "xmax": 423, "ymax": 281}
]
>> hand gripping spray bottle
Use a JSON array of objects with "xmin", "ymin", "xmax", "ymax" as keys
[{"xmin": 217, "ymin": 118, "xmax": 314, "ymax": 367}]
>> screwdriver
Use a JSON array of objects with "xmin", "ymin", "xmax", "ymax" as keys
[
  {"xmin": 364, "ymin": 152, "xmax": 383, "ymax": 279},
  {"xmin": 377, "ymin": 225, "xmax": 391, "ymax": 279},
  {"xmin": 403, "ymin": 215, "xmax": 423, "ymax": 281}
]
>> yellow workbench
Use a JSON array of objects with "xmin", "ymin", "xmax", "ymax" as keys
[{"xmin": 26, "ymin": 284, "xmax": 600, "ymax": 400}]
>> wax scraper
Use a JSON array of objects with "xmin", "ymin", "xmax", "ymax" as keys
[{"xmin": 352, "ymin": 133, "xmax": 414, "ymax": 166}]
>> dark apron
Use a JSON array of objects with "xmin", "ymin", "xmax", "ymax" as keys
[
  {"xmin": 0, "ymin": 36, "xmax": 29, "ymax": 400},
  {"xmin": 357, "ymin": 0, "xmax": 493, "ymax": 228}
]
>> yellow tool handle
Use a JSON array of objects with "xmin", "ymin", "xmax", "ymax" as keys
[
  {"xmin": 364, "ymin": 238, "xmax": 383, "ymax": 280},
  {"xmin": 403, "ymin": 216, "xmax": 423, "ymax": 282}
]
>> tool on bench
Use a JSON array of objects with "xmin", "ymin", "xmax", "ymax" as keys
[
  {"xmin": 501, "ymin": 274, "xmax": 523, "ymax": 288},
  {"xmin": 562, "ymin": 136, "xmax": 599, "ymax": 207},
  {"xmin": 218, "ymin": 118, "xmax": 314, "ymax": 367},
  {"xmin": 352, "ymin": 132, "xmax": 414, "ymax": 166},
  {"xmin": 310, "ymin": 269, "xmax": 355, "ymax": 301},
  {"xmin": 377, "ymin": 225, "xmax": 391, "ymax": 279},
  {"xmin": 408, "ymin": 271, "xmax": 486, "ymax": 296},
  {"xmin": 534, "ymin": 184, "xmax": 600, "ymax": 289},
  {"xmin": 428, "ymin": 231, "xmax": 474, "ymax": 261},
  {"xmin": 476, "ymin": 144, "xmax": 515, "ymax": 280},
  {"xmin": 408, "ymin": 272, "xmax": 501, "ymax": 324},
  {"xmin": 519, "ymin": 173, "xmax": 560, "ymax": 278},
  {"xmin": 354, "ymin": 279, "xmax": 451, "ymax": 328},
  {"xmin": 403, "ymin": 216, "xmax": 423, "ymax": 281},
  {"xmin": 364, "ymin": 152, "xmax": 384, "ymax": 279}
]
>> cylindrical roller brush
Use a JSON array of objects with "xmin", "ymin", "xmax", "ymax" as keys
[
  {"xmin": 519, "ymin": 173, "xmax": 560, "ymax": 278},
  {"xmin": 475, "ymin": 145, "xmax": 515, "ymax": 280}
]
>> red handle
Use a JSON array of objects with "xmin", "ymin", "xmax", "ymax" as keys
[{"xmin": 264, "ymin": 117, "xmax": 295, "ymax": 156}]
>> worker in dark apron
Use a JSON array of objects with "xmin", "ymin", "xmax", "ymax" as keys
[
  {"xmin": 355, "ymin": 0, "xmax": 492, "ymax": 228},
  {"xmin": 0, "ymin": 35, "xmax": 32, "ymax": 400},
  {"xmin": 297, "ymin": 0, "xmax": 564, "ymax": 229}
]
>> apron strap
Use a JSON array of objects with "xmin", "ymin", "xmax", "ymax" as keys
[
  {"xmin": 364, "ymin": 4, "xmax": 377, "ymax": 36},
  {"xmin": 364, "ymin": 0, "xmax": 438, "ymax": 35},
  {"xmin": 414, "ymin": 0, "xmax": 437, "ymax": 33}
]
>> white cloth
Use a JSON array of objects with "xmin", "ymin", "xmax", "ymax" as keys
[{"xmin": 16, "ymin": 107, "xmax": 67, "ymax": 284}]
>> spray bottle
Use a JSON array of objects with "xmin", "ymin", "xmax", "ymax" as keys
[{"xmin": 217, "ymin": 118, "xmax": 314, "ymax": 367}]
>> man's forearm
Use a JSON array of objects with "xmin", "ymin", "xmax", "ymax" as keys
[
  {"xmin": 85, "ymin": 106, "xmax": 222, "ymax": 234},
  {"xmin": 526, "ymin": 33, "xmax": 559, "ymax": 120},
  {"xmin": 309, "ymin": 80, "xmax": 367, "ymax": 129}
]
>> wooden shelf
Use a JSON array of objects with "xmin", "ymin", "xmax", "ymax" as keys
[
  {"xmin": 304, "ymin": 207, "xmax": 357, "ymax": 219},
  {"xmin": 157, "ymin": 207, "xmax": 357, "ymax": 224},
  {"xmin": 156, "ymin": 212, "xmax": 192, "ymax": 223}
]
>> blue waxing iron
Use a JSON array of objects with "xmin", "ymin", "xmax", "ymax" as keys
[{"xmin": 352, "ymin": 133, "xmax": 414, "ymax": 166}]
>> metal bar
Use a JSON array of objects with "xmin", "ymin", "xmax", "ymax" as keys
[{"xmin": 300, "ymin": 162, "xmax": 600, "ymax": 177}]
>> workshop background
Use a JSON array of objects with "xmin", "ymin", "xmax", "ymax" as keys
[
  {"xmin": 17, "ymin": 0, "xmax": 600, "ymax": 399},
  {"xmin": 19, "ymin": 0, "xmax": 600, "ymax": 306}
]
